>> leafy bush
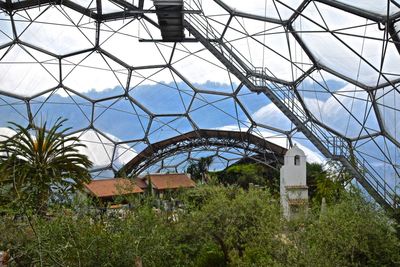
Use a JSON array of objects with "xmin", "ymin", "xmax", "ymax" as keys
[
  {"xmin": 0, "ymin": 185, "xmax": 399, "ymax": 267},
  {"xmin": 298, "ymin": 191, "xmax": 400, "ymax": 267}
]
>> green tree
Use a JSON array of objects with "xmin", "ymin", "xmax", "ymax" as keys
[
  {"xmin": 221, "ymin": 163, "xmax": 263, "ymax": 189},
  {"xmin": 307, "ymin": 162, "xmax": 343, "ymax": 204},
  {"xmin": 0, "ymin": 185, "xmax": 399, "ymax": 266},
  {"xmin": 181, "ymin": 185, "xmax": 282, "ymax": 265},
  {"xmin": 0, "ymin": 118, "xmax": 92, "ymax": 214},
  {"xmin": 295, "ymin": 190, "xmax": 400, "ymax": 267},
  {"xmin": 211, "ymin": 162, "xmax": 280, "ymax": 193},
  {"xmin": 186, "ymin": 156, "xmax": 213, "ymax": 183}
]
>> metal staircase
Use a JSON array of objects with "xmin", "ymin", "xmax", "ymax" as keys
[{"xmin": 183, "ymin": 14, "xmax": 398, "ymax": 211}]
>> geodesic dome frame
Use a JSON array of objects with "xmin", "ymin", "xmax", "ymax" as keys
[{"xmin": 0, "ymin": 0, "xmax": 399, "ymax": 210}]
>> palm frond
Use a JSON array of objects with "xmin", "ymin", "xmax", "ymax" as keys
[{"xmin": 0, "ymin": 118, "xmax": 93, "ymax": 212}]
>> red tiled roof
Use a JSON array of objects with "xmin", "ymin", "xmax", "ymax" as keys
[
  {"xmin": 146, "ymin": 173, "xmax": 195, "ymax": 190},
  {"xmin": 133, "ymin": 177, "xmax": 148, "ymax": 189},
  {"xmin": 84, "ymin": 178, "xmax": 143, "ymax": 198}
]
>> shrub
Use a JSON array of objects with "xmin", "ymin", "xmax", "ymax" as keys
[{"xmin": 0, "ymin": 185, "xmax": 399, "ymax": 267}]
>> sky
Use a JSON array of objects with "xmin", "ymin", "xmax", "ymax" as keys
[{"xmin": 0, "ymin": 80, "xmax": 349, "ymax": 171}]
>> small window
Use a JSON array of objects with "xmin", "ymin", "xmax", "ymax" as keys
[{"xmin": 294, "ymin": 155, "xmax": 300, "ymax": 166}]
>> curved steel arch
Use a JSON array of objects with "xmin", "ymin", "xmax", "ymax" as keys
[{"xmin": 117, "ymin": 129, "xmax": 287, "ymax": 177}]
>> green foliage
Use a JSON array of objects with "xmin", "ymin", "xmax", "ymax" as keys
[
  {"xmin": 211, "ymin": 161, "xmax": 343, "ymax": 204},
  {"xmin": 212, "ymin": 163, "xmax": 280, "ymax": 194},
  {"xmin": 186, "ymin": 156, "xmax": 213, "ymax": 182},
  {"xmin": 0, "ymin": 185, "xmax": 399, "ymax": 267},
  {"xmin": 0, "ymin": 118, "xmax": 93, "ymax": 214},
  {"xmin": 0, "ymin": 207, "xmax": 180, "ymax": 266},
  {"xmin": 295, "ymin": 190, "xmax": 400, "ymax": 267},
  {"xmin": 225, "ymin": 164, "xmax": 265, "ymax": 188},
  {"xmin": 307, "ymin": 162, "xmax": 344, "ymax": 204},
  {"xmin": 194, "ymin": 243, "xmax": 226, "ymax": 267},
  {"xmin": 181, "ymin": 186, "xmax": 282, "ymax": 264}
]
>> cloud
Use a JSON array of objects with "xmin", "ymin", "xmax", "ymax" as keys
[
  {"xmin": 217, "ymin": 123, "xmax": 325, "ymax": 164},
  {"xmin": 252, "ymin": 82, "xmax": 381, "ymax": 139},
  {"xmin": 0, "ymin": 127, "xmax": 17, "ymax": 141},
  {"xmin": 0, "ymin": 127, "xmax": 17, "ymax": 157},
  {"xmin": 252, "ymin": 102, "xmax": 293, "ymax": 131},
  {"xmin": 70, "ymin": 130, "xmax": 137, "ymax": 170},
  {"xmin": 303, "ymin": 84, "xmax": 379, "ymax": 137},
  {"xmin": 375, "ymin": 87, "xmax": 400, "ymax": 141},
  {"xmin": 256, "ymin": 130, "xmax": 325, "ymax": 164}
]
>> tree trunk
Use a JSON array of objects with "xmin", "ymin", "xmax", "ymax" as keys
[
  {"xmin": 0, "ymin": 250, "xmax": 10, "ymax": 267},
  {"xmin": 213, "ymin": 234, "xmax": 230, "ymax": 264},
  {"xmin": 36, "ymin": 188, "xmax": 50, "ymax": 216},
  {"xmin": 135, "ymin": 256, "xmax": 143, "ymax": 267}
]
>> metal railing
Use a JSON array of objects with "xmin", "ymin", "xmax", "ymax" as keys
[{"xmin": 184, "ymin": 12, "xmax": 398, "ymax": 209}]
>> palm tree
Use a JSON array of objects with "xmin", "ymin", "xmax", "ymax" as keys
[
  {"xmin": 0, "ymin": 118, "xmax": 92, "ymax": 214},
  {"xmin": 187, "ymin": 156, "xmax": 213, "ymax": 183},
  {"xmin": 198, "ymin": 156, "xmax": 213, "ymax": 183}
]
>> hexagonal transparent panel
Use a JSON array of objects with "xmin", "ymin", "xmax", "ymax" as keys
[
  {"xmin": 293, "ymin": 3, "xmax": 400, "ymax": 87},
  {"xmin": 100, "ymin": 19, "xmax": 169, "ymax": 67},
  {"xmin": 0, "ymin": 95, "xmax": 28, "ymax": 127},
  {"xmin": 30, "ymin": 88, "xmax": 92, "ymax": 133},
  {"xmin": 129, "ymin": 67, "xmax": 194, "ymax": 115},
  {"xmin": 0, "ymin": 11, "xmax": 13, "ymax": 46},
  {"xmin": 298, "ymin": 70, "xmax": 380, "ymax": 138},
  {"xmin": 334, "ymin": 0, "xmax": 400, "ymax": 16},
  {"xmin": 62, "ymin": 51, "xmax": 128, "ymax": 95},
  {"xmin": 172, "ymin": 42, "xmax": 240, "ymax": 91},
  {"xmin": 72, "ymin": 129, "xmax": 116, "ymax": 169},
  {"xmin": 223, "ymin": 18, "xmax": 312, "ymax": 82},
  {"xmin": 93, "ymin": 97, "xmax": 150, "ymax": 141},
  {"xmin": 147, "ymin": 115, "xmax": 195, "ymax": 143},
  {"xmin": 189, "ymin": 93, "xmax": 251, "ymax": 130},
  {"xmin": 218, "ymin": 0, "xmax": 302, "ymax": 21},
  {"xmin": 14, "ymin": 6, "xmax": 96, "ymax": 55},
  {"xmin": 0, "ymin": 44, "xmax": 59, "ymax": 97}
]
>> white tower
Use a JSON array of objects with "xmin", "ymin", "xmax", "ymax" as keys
[{"xmin": 280, "ymin": 144, "xmax": 308, "ymax": 219}]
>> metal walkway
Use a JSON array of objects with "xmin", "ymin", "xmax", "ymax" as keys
[
  {"xmin": 183, "ymin": 15, "xmax": 398, "ymax": 211},
  {"xmin": 154, "ymin": 0, "xmax": 185, "ymax": 41}
]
